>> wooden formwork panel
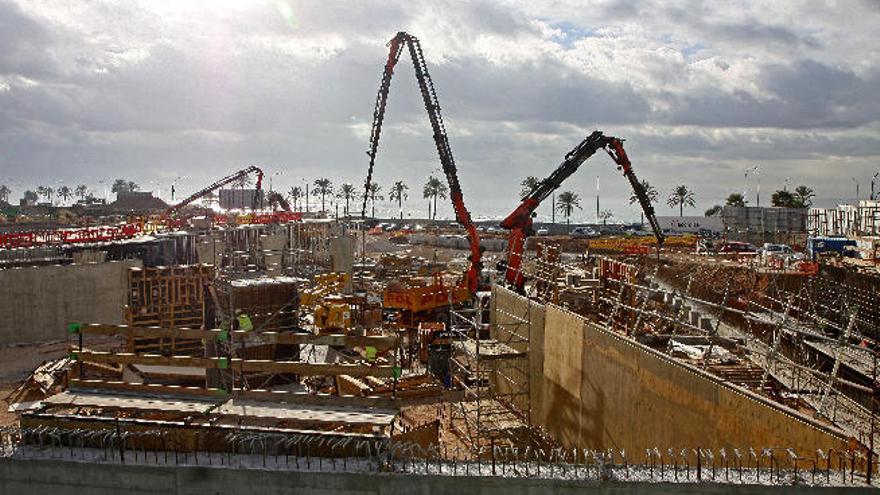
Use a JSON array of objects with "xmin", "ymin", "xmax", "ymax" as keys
[
  {"xmin": 124, "ymin": 264, "xmax": 213, "ymax": 355},
  {"xmin": 214, "ymin": 277, "xmax": 299, "ymax": 333}
]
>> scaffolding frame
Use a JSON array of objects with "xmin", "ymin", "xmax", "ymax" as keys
[{"xmin": 448, "ymin": 294, "xmax": 531, "ymax": 449}]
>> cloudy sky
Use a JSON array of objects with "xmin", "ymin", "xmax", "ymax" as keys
[{"xmin": 1, "ymin": 0, "xmax": 879, "ymax": 222}]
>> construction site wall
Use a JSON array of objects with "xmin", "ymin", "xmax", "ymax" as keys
[
  {"xmin": 0, "ymin": 260, "xmax": 140, "ymax": 343},
  {"xmin": 492, "ymin": 286, "xmax": 851, "ymax": 454}
]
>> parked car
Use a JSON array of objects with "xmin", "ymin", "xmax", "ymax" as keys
[
  {"xmin": 570, "ymin": 226, "xmax": 599, "ymax": 239},
  {"xmin": 535, "ymin": 227, "xmax": 550, "ymax": 236},
  {"xmin": 719, "ymin": 241, "xmax": 758, "ymax": 253},
  {"xmin": 760, "ymin": 243, "xmax": 804, "ymax": 260}
]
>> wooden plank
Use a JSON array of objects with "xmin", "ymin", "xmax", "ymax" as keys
[
  {"xmin": 215, "ymin": 400, "xmax": 396, "ymax": 425},
  {"xmin": 73, "ymin": 351, "xmax": 394, "ymax": 378},
  {"xmin": 265, "ymin": 333, "xmax": 398, "ymax": 349},
  {"xmin": 231, "ymin": 359, "xmax": 395, "ymax": 377},
  {"xmin": 73, "ymin": 350, "xmax": 223, "ymax": 368},
  {"xmin": 69, "ymin": 379, "xmax": 228, "ymax": 399},
  {"xmin": 68, "ymin": 379, "xmax": 400, "ymax": 409},
  {"xmin": 76, "ymin": 324, "xmax": 206, "ymax": 340},
  {"xmin": 237, "ymin": 389, "xmax": 398, "ymax": 409},
  {"xmin": 75, "ymin": 324, "xmax": 398, "ymax": 349}
]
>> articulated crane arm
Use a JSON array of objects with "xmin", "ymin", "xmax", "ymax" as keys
[
  {"xmin": 164, "ymin": 166, "xmax": 264, "ymax": 217},
  {"xmin": 362, "ymin": 31, "xmax": 482, "ymax": 294},
  {"xmin": 500, "ymin": 131, "xmax": 664, "ymax": 291}
]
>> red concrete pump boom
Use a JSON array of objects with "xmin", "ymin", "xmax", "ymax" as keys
[
  {"xmin": 362, "ymin": 32, "xmax": 482, "ymax": 294},
  {"xmin": 500, "ymin": 131, "xmax": 665, "ymax": 291},
  {"xmin": 164, "ymin": 165, "xmax": 264, "ymax": 217}
]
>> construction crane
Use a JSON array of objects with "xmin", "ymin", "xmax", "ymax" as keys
[
  {"xmin": 500, "ymin": 131, "xmax": 665, "ymax": 291},
  {"xmin": 164, "ymin": 166, "xmax": 264, "ymax": 217},
  {"xmin": 362, "ymin": 31, "xmax": 482, "ymax": 294}
]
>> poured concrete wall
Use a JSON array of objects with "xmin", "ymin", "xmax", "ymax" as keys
[
  {"xmin": 492, "ymin": 286, "xmax": 850, "ymax": 456},
  {"xmin": 1, "ymin": 458, "xmax": 868, "ymax": 495},
  {"xmin": 0, "ymin": 260, "xmax": 141, "ymax": 343}
]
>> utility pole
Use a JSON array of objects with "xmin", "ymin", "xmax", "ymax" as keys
[
  {"xmin": 551, "ymin": 193, "xmax": 556, "ymax": 223},
  {"xmin": 305, "ymin": 183, "xmax": 310, "ymax": 213},
  {"xmin": 596, "ymin": 176, "xmax": 600, "ymax": 223}
]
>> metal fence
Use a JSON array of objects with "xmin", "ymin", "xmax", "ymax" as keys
[{"xmin": 0, "ymin": 426, "xmax": 873, "ymax": 487}]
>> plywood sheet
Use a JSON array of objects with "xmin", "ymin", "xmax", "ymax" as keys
[
  {"xmin": 543, "ymin": 306, "xmax": 583, "ymax": 399},
  {"xmin": 215, "ymin": 399, "xmax": 396, "ymax": 426}
]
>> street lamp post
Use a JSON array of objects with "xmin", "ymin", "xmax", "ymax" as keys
[
  {"xmin": 269, "ymin": 171, "xmax": 283, "ymax": 192},
  {"xmin": 302, "ymin": 178, "xmax": 309, "ymax": 214},
  {"xmin": 872, "ymin": 171, "xmax": 879, "ymax": 201},
  {"xmin": 755, "ymin": 166, "xmax": 760, "ymax": 207}
]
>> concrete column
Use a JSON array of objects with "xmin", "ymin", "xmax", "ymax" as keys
[
  {"xmin": 261, "ymin": 232, "xmax": 288, "ymax": 276},
  {"xmin": 330, "ymin": 235, "xmax": 355, "ymax": 293}
]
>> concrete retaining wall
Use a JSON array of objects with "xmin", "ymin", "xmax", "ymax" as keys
[
  {"xmin": 491, "ymin": 286, "xmax": 851, "ymax": 455},
  {"xmin": 0, "ymin": 458, "xmax": 870, "ymax": 495},
  {"xmin": 0, "ymin": 260, "xmax": 141, "ymax": 343}
]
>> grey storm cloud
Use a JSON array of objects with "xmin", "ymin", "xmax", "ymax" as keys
[{"xmin": 1, "ymin": 0, "xmax": 879, "ymax": 222}]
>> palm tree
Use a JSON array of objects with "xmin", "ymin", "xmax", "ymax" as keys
[
  {"xmin": 389, "ymin": 181, "xmax": 408, "ymax": 220},
  {"xmin": 705, "ymin": 205, "xmax": 723, "ymax": 216},
  {"xmin": 45, "ymin": 186, "xmax": 55, "ymax": 203},
  {"xmin": 725, "ymin": 193, "xmax": 747, "ymax": 207},
  {"xmin": 667, "ymin": 185, "xmax": 695, "ymax": 217},
  {"xmin": 422, "ymin": 175, "xmax": 448, "ymax": 220},
  {"xmin": 794, "ymin": 185, "xmax": 815, "ymax": 208},
  {"xmin": 58, "ymin": 186, "xmax": 72, "ymax": 204},
  {"xmin": 111, "ymin": 179, "xmax": 129, "ymax": 194},
  {"xmin": 127, "ymin": 181, "xmax": 139, "ymax": 192},
  {"xmin": 367, "ymin": 182, "xmax": 383, "ymax": 218},
  {"xmin": 628, "ymin": 180, "xmax": 658, "ymax": 206},
  {"xmin": 771, "ymin": 189, "xmax": 797, "ymax": 208},
  {"xmin": 313, "ymin": 178, "xmax": 333, "ymax": 212},
  {"xmin": 288, "ymin": 186, "xmax": 303, "ymax": 211},
  {"xmin": 520, "ymin": 176, "xmax": 540, "ymax": 200},
  {"xmin": 555, "ymin": 191, "xmax": 581, "ymax": 224},
  {"xmin": 598, "ymin": 209, "xmax": 613, "ymax": 225},
  {"xmin": 337, "ymin": 183, "xmax": 357, "ymax": 216},
  {"xmin": 628, "ymin": 179, "xmax": 658, "ymax": 226},
  {"xmin": 75, "ymin": 185, "xmax": 88, "ymax": 201},
  {"xmin": 0, "ymin": 184, "xmax": 10, "ymax": 204},
  {"xmin": 36, "ymin": 186, "xmax": 48, "ymax": 202}
]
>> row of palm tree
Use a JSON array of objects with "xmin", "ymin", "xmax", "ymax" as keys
[
  {"xmin": 286, "ymin": 177, "xmax": 444, "ymax": 219},
  {"xmin": 526, "ymin": 179, "xmax": 695, "ymax": 224},
  {"xmin": 703, "ymin": 186, "xmax": 815, "ymax": 216},
  {"xmin": 525, "ymin": 179, "xmax": 819, "ymax": 224},
  {"xmin": 0, "ymin": 183, "xmax": 95, "ymax": 206}
]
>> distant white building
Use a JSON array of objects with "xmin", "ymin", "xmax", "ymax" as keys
[{"xmin": 656, "ymin": 216, "xmax": 722, "ymax": 233}]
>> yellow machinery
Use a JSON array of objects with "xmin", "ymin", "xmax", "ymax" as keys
[
  {"xmin": 313, "ymin": 296, "xmax": 352, "ymax": 330},
  {"xmin": 301, "ymin": 272, "xmax": 349, "ymax": 307},
  {"xmin": 384, "ymin": 273, "xmax": 471, "ymax": 315}
]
